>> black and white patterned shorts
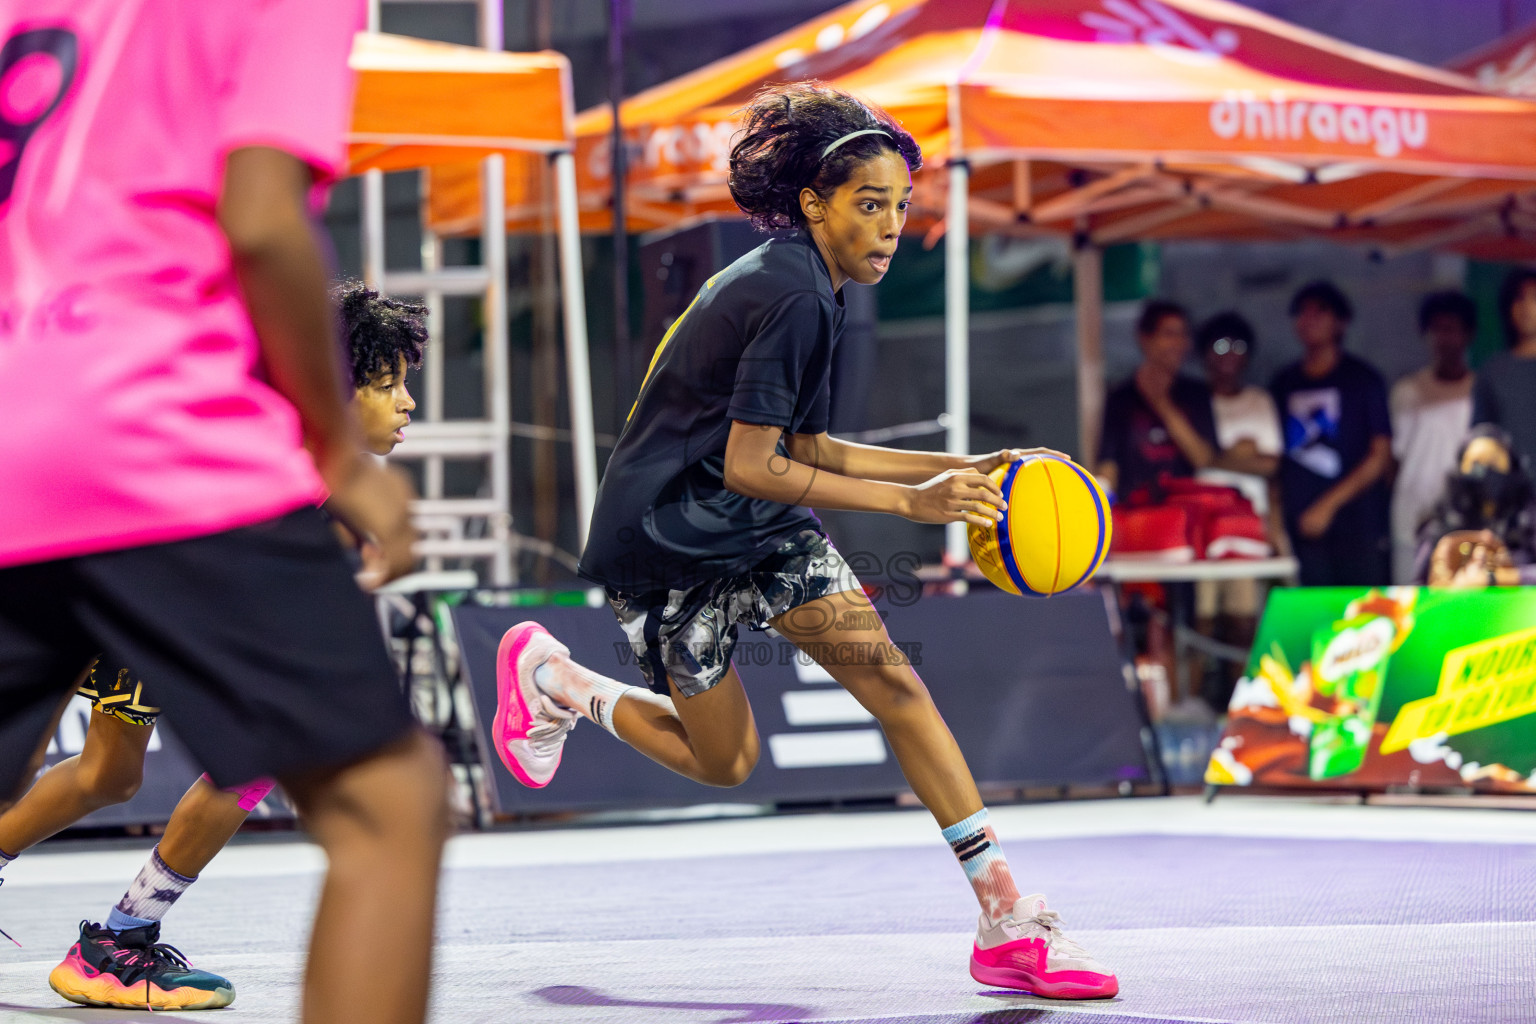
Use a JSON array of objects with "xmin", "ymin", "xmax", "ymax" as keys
[{"xmin": 606, "ymin": 529, "xmax": 862, "ymax": 698}]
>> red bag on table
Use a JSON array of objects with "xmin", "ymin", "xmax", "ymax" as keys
[{"xmin": 1111, "ymin": 476, "xmax": 1272, "ymax": 561}]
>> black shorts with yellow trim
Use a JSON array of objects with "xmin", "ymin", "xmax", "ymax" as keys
[{"xmin": 77, "ymin": 659, "xmax": 161, "ymax": 728}]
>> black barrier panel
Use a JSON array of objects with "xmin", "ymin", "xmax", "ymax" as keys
[
  {"xmin": 39, "ymin": 695, "xmax": 293, "ymax": 828},
  {"xmin": 456, "ymin": 589, "xmax": 1150, "ymax": 814},
  {"xmin": 903, "ymin": 591, "xmax": 1151, "ymax": 787}
]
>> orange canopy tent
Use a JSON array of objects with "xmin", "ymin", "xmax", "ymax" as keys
[
  {"xmin": 434, "ymin": 0, "xmax": 1536, "ymax": 247},
  {"xmin": 428, "ymin": 2, "xmax": 1536, "ymax": 559},
  {"xmin": 348, "ymin": 32, "xmax": 573, "ymax": 173},
  {"xmin": 344, "ymin": 32, "xmax": 598, "ymax": 550}
]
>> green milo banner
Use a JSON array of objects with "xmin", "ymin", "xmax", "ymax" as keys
[{"xmin": 1207, "ymin": 587, "xmax": 1536, "ymax": 794}]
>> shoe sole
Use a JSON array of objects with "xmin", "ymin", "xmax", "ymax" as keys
[
  {"xmin": 493, "ymin": 621, "xmax": 561, "ymax": 789},
  {"xmin": 50, "ymin": 968, "xmax": 234, "ymax": 1010},
  {"xmin": 970, "ymin": 959, "xmax": 1118, "ymax": 999}
]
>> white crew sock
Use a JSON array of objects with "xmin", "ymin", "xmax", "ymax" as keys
[{"xmin": 532, "ymin": 659, "xmax": 673, "ymax": 737}]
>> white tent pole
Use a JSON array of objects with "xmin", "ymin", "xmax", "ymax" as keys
[
  {"xmin": 361, "ymin": 171, "xmax": 385, "ymax": 289},
  {"xmin": 944, "ymin": 158, "xmax": 971, "ymax": 565},
  {"xmin": 555, "ymin": 150, "xmax": 599, "ymax": 549},
  {"xmin": 481, "ymin": 152, "xmax": 513, "ymax": 586},
  {"xmin": 1073, "ymin": 242, "xmax": 1104, "ymax": 466}
]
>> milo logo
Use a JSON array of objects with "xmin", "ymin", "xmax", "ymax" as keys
[{"xmin": 1317, "ymin": 617, "xmax": 1395, "ymax": 684}]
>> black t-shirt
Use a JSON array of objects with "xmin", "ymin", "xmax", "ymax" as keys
[
  {"xmin": 1472, "ymin": 352, "xmax": 1536, "ymax": 469},
  {"xmin": 579, "ymin": 232, "xmax": 844, "ymax": 592},
  {"xmin": 1270, "ymin": 352, "xmax": 1392, "ymax": 531},
  {"xmin": 1096, "ymin": 375, "xmax": 1218, "ymax": 498}
]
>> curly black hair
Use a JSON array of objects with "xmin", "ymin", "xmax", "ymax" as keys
[
  {"xmin": 333, "ymin": 280, "xmax": 427, "ymax": 389},
  {"xmin": 727, "ymin": 81, "xmax": 922, "ymax": 232}
]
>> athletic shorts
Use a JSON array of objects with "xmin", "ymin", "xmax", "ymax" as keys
[
  {"xmin": 78, "ymin": 659, "xmax": 160, "ymax": 727},
  {"xmin": 0, "ymin": 507, "xmax": 415, "ymax": 796},
  {"xmin": 606, "ymin": 529, "xmax": 861, "ymax": 698}
]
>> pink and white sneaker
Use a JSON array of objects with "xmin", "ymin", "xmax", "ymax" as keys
[
  {"xmin": 969, "ymin": 894, "xmax": 1118, "ymax": 999},
  {"xmin": 493, "ymin": 622, "xmax": 578, "ymax": 788}
]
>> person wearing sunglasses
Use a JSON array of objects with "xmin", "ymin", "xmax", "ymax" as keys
[
  {"xmin": 1198, "ymin": 311, "xmax": 1282, "ymax": 506},
  {"xmin": 1194, "ymin": 311, "xmax": 1283, "ymax": 708}
]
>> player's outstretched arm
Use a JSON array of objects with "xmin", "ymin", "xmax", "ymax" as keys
[
  {"xmin": 724, "ymin": 421, "xmax": 1005, "ymax": 528},
  {"xmin": 786, "ymin": 433, "xmax": 1066, "ymax": 485},
  {"xmin": 218, "ymin": 146, "xmax": 416, "ymax": 584},
  {"xmin": 218, "ymin": 146, "xmax": 360, "ymax": 481}
]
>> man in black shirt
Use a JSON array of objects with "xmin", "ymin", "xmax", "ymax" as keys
[
  {"xmin": 1270, "ymin": 281, "xmax": 1393, "ymax": 586},
  {"xmin": 1095, "ymin": 299, "xmax": 1219, "ymax": 502},
  {"xmin": 1472, "ymin": 268, "xmax": 1536, "ymax": 468}
]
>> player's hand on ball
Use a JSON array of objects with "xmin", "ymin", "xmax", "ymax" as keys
[
  {"xmin": 326, "ymin": 454, "xmax": 419, "ymax": 589},
  {"xmin": 902, "ymin": 468, "xmax": 1007, "ymax": 526},
  {"xmin": 968, "ymin": 447, "xmax": 1070, "ymax": 474}
]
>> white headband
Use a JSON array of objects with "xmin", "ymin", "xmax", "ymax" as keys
[{"xmin": 820, "ymin": 128, "xmax": 892, "ymax": 159}]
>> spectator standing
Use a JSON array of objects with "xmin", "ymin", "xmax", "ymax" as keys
[
  {"xmin": 1472, "ymin": 268, "xmax": 1536, "ymax": 466},
  {"xmin": 1194, "ymin": 311, "xmax": 1282, "ymax": 709},
  {"xmin": 1270, "ymin": 281, "xmax": 1393, "ymax": 586},
  {"xmin": 1196, "ymin": 311, "xmax": 1283, "ymax": 517},
  {"xmin": 1389, "ymin": 292, "xmax": 1475, "ymax": 583},
  {"xmin": 1096, "ymin": 300, "xmax": 1219, "ymax": 501}
]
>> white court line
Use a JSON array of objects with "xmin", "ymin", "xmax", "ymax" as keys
[
  {"xmin": 3, "ymin": 918, "xmax": 1518, "ymax": 964},
  {"xmin": 6, "ymin": 795, "xmax": 1533, "ymax": 888},
  {"xmin": 806, "ymin": 1009, "xmax": 1259, "ymax": 1024}
]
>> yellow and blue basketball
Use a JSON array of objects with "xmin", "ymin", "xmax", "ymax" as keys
[{"xmin": 967, "ymin": 455, "xmax": 1112, "ymax": 597}]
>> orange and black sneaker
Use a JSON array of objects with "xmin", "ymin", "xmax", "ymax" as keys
[{"xmin": 48, "ymin": 920, "xmax": 234, "ymax": 1010}]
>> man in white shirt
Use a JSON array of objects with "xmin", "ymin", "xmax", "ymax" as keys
[
  {"xmin": 1198, "ymin": 312, "xmax": 1284, "ymax": 517},
  {"xmin": 1195, "ymin": 311, "xmax": 1282, "ymax": 710},
  {"xmin": 1390, "ymin": 292, "xmax": 1475, "ymax": 583}
]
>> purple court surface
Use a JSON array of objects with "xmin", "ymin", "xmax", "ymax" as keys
[{"xmin": 0, "ymin": 796, "xmax": 1531, "ymax": 1023}]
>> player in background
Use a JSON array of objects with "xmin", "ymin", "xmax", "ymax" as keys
[
  {"xmin": 491, "ymin": 83, "xmax": 1119, "ymax": 1001},
  {"xmin": 0, "ymin": 5, "xmax": 446, "ymax": 1023},
  {"xmin": 0, "ymin": 281, "xmax": 425, "ymax": 1010}
]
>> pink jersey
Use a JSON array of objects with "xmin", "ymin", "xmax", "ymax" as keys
[{"xmin": 0, "ymin": 0, "xmax": 362, "ymax": 567}]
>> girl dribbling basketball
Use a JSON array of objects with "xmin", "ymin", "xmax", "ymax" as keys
[{"xmin": 493, "ymin": 82, "xmax": 1118, "ymax": 1000}]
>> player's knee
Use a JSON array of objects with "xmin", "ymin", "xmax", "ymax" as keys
[
  {"xmin": 78, "ymin": 758, "xmax": 143, "ymax": 806},
  {"xmin": 700, "ymin": 735, "xmax": 759, "ymax": 788},
  {"xmin": 701, "ymin": 758, "xmax": 755, "ymax": 788},
  {"xmin": 405, "ymin": 739, "xmax": 453, "ymax": 841},
  {"xmin": 289, "ymin": 730, "xmax": 450, "ymax": 846},
  {"xmin": 858, "ymin": 666, "xmax": 930, "ymax": 721},
  {"xmin": 361, "ymin": 732, "xmax": 450, "ymax": 838}
]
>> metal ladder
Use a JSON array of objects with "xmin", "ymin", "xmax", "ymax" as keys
[{"xmin": 363, "ymin": 0, "xmax": 513, "ymax": 584}]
